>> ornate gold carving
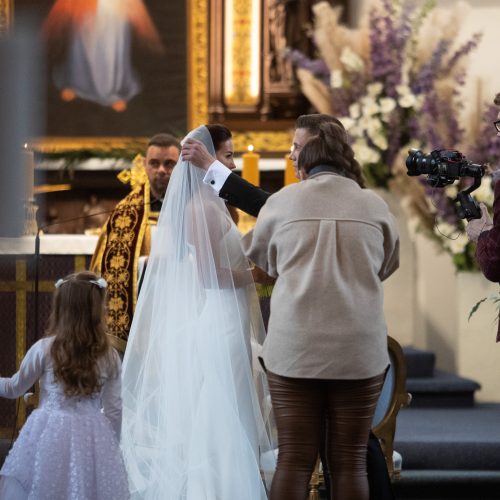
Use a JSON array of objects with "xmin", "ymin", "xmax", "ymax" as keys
[
  {"xmin": 117, "ymin": 154, "xmax": 147, "ymax": 189},
  {"xmin": 188, "ymin": 0, "xmax": 209, "ymax": 128},
  {"xmin": 227, "ymin": 0, "xmax": 256, "ymax": 106},
  {"xmin": 30, "ymin": 137, "xmax": 148, "ymax": 154},
  {"xmin": 232, "ymin": 130, "xmax": 294, "ymax": 153},
  {"xmin": 0, "ymin": 0, "xmax": 13, "ymax": 36}
]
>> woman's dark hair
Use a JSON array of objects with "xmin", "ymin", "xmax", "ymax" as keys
[
  {"xmin": 47, "ymin": 271, "xmax": 115, "ymax": 397},
  {"xmin": 298, "ymin": 122, "xmax": 366, "ymax": 188},
  {"xmin": 206, "ymin": 124, "xmax": 232, "ymax": 152}
]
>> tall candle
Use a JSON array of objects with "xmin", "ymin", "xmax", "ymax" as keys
[
  {"xmin": 242, "ymin": 145, "xmax": 260, "ymax": 186},
  {"xmin": 284, "ymin": 151, "xmax": 298, "ymax": 186},
  {"xmin": 23, "ymin": 144, "xmax": 35, "ymax": 201}
]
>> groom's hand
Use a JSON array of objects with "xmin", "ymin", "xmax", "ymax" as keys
[{"xmin": 182, "ymin": 139, "xmax": 215, "ymax": 170}]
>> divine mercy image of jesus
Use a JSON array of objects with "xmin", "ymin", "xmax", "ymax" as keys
[{"xmin": 42, "ymin": 0, "xmax": 164, "ymax": 112}]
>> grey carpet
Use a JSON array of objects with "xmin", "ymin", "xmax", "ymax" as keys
[{"xmin": 395, "ymin": 404, "xmax": 500, "ymax": 470}]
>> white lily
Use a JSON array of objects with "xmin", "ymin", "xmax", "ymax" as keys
[
  {"xmin": 367, "ymin": 82, "xmax": 383, "ymax": 97},
  {"xmin": 379, "ymin": 97, "xmax": 397, "ymax": 114},
  {"xmin": 330, "ymin": 70, "xmax": 343, "ymax": 88},
  {"xmin": 349, "ymin": 103, "xmax": 361, "ymax": 119},
  {"xmin": 340, "ymin": 46, "xmax": 365, "ymax": 72},
  {"xmin": 399, "ymin": 93, "xmax": 417, "ymax": 108}
]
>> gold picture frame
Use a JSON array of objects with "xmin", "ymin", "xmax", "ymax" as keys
[
  {"xmin": 3, "ymin": 0, "xmax": 292, "ymax": 154},
  {"xmin": 0, "ymin": 0, "xmax": 12, "ymax": 35}
]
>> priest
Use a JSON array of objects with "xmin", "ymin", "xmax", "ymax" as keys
[{"xmin": 91, "ymin": 133, "xmax": 180, "ymax": 351}]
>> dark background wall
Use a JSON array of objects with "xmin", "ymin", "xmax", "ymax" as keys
[{"xmin": 15, "ymin": 0, "xmax": 187, "ymax": 137}]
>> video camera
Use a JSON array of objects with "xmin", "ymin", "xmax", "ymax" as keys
[{"xmin": 406, "ymin": 149, "xmax": 486, "ymax": 220}]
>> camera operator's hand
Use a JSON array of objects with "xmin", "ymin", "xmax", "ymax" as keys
[{"xmin": 466, "ymin": 203, "xmax": 493, "ymax": 242}]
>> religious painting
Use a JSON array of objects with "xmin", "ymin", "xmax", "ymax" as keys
[{"xmin": 14, "ymin": 0, "xmax": 187, "ymax": 137}]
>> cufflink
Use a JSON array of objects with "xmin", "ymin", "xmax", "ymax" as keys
[{"xmin": 210, "ymin": 180, "xmax": 215, "ymax": 185}]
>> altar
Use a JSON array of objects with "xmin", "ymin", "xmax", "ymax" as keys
[{"xmin": 0, "ymin": 235, "xmax": 97, "ymax": 437}]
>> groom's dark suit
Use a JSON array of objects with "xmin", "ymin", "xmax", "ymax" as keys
[{"xmin": 218, "ymin": 172, "xmax": 395, "ymax": 500}]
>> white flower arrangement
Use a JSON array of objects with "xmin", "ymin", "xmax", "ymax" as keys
[{"xmin": 339, "ymin": 84, "xmax": 424, "ymax": 185}]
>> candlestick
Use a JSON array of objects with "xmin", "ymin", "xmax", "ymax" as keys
[
  {"xmin": 284, "ymin": 151, "xmax": 298, "ymax": 186},
  {"xmin": 23, "ymin": 144, "xmax": 35, "ymax": 201},
  {"xmin": 242, "ymin": 145, "xmax": 260, "ymax": 186}
]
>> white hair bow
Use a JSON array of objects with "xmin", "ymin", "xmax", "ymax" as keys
[{"xmin": 54, "ymin": 277, "xmax": 108, "ymax": 289}]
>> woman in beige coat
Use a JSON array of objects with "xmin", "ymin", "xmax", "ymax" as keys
[{"xmin": 243, "ymin": 121, "xmax": 400, "ymax": 500}]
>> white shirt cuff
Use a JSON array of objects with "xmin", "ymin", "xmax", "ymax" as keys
[{"xmin": 203, "ymin": 160, "xmax": 232, "ymax": 194}]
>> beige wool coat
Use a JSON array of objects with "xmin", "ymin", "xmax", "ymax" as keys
[{"xmin": 243, "ymin": 171, "xmax": 400, "ymax": 380}]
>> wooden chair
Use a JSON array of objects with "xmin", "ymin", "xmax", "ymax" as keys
[
  {"xmin": 308, "ymin": 336, "xmax": 412, "ymax": 498},
  {"xmin": 371, "ymin": 336, "xmax": 412, "ymax": 479}
]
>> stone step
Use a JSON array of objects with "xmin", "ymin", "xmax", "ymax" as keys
[
  {"xmin": 403, "ymin": 346, "xmax": 436, "ymax": 378},
  {"xmin": 317, "ymin": 470, "xmax": 500, "ymax": 500},
  {"xmin": 406, "ymin": 370, "xmax": 481, "ymax": 408},
  {"xmin": 392, "ymin": 470, "xmax": 500, "ymax": 500},
  {"xmin": 395, "ymin": 404, "xmax": 500, "ymax": 468}
]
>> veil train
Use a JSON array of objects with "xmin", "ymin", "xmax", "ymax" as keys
[{"xmin": 121, "ymin": 126, "xmax": 276, "ymax": 499}]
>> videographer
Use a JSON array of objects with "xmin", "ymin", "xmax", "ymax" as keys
[{"xmin": 465, "ymin": 92, "xmax": 500, "ymax": 340}]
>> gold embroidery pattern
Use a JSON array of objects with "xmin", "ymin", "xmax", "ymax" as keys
[{"xmin": 101, "ymin": 187, "xmax": 148, "ymax": 343}]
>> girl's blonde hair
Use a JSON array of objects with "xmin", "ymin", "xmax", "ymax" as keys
[{"xmin": 46, "ymin": 271, "xmax": 115, "ymax": 397}]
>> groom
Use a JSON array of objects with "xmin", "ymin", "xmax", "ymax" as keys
[
  {"xmin": 181, "ymin": 115, "xmax": 345, "ymax": 216},
  {"xmin": 182, "ymin": 114, "xmax": 395, "ymax": 500}
]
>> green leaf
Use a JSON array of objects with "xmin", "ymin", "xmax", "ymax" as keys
[{"xmin": 468, "ymin": 297, "xmax": 488, "ymax": 321}]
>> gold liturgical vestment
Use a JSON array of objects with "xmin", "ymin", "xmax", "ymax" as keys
[{"xmin": 90, "ymin": 157, "xmax": 159, "ymax": 352}]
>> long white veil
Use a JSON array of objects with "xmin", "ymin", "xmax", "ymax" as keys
[{"xmin": 121, "ymin": 126, "xmax": 276, "ymax": 499}]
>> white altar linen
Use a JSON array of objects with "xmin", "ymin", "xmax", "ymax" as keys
[{"xmin": 0, "ymin": 235, "xmax": 98, "ymax": 255}]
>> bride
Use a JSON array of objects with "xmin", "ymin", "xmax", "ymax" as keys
[{"xmin": 121, "ymin": 125, "xmax": 276, "ymax": 499}]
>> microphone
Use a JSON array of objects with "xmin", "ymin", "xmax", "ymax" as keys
[{"xmin": 33, "ymin": 201, "xmax": 155, "ymax": 341}]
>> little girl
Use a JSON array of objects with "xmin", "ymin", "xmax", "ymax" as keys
[{"xmin": 0, "ymin": 271, "xmax": 129, "ymax": 499}]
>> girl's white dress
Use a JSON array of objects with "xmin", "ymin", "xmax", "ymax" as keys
[{"xmin": 0, "ymin": 337, "xmax": 129, "ymax": 500}]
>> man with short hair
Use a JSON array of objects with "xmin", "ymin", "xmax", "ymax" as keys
[
  {"xmin": 144, "ymin": 134, "xmax": 180, "ymax": 211},
  {"xmin": 182, "ymin": 115, "xmax": 395, "ymax": 500},
  {"xmin": 91, "ymin": 133, "xmax": 180, "ymax": 350},
  {"xmin": 181, "ymin": 114, "xmax": 342, "ymax": 216}
]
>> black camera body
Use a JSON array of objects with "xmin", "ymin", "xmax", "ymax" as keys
[{"xmin": 406, "ymin": 149, "xmax": 486, "ymax": 220}]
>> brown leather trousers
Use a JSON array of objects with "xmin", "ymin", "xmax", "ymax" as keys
[{"xmin": 267, "ymin": 371, "xmax": 385, "ymax": 500}]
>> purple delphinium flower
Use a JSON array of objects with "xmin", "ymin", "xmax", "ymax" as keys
[
  {"xmin": 370, "ymin": 3, "xmax": 403, "ymax": 97},
  {"xmin": 469, "ymin": 103, "xmax": 500, "ymax": 170},
  {"xmin": 444, "ymin": 33, "xmax": 482, "ymax": 75},
  {"xmin": 411, "ymin": 39, "xmax": 452, "ymax": 95},
  {"xmin": 285, "ymin": 49, "xmax": 330, "ymax": 86}
]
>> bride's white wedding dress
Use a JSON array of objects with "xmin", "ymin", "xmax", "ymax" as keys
[{"xmin": 121, "ymin": 126, "xmax": 275, "ymax": 499}]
